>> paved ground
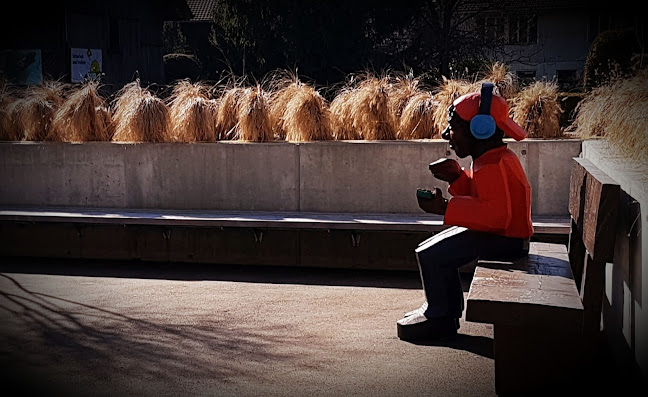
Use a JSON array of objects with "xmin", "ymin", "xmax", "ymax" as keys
[
  {"xmin": 0, "ymin": 256, "xmax": 637, "ymax": 397},
  {"xmin": 0, "ymin": 257, "xmax": 499, "ymax": 397}
]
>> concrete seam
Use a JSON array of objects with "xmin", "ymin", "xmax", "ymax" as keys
[
  {"xmin": 297, "ymin": 144, "xmax": 302, "ymax": 266},
  {"xmin": 296, "ymin": 143, "xmax": 301, "ymax": 212}
]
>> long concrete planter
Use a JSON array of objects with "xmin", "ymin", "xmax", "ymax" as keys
[{"xmin": 0, "ymin": 139, "xmax": 582, "ymax": 217}]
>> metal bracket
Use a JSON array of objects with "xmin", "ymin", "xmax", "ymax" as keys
[
  {"xmin": 253, "ymin": 229, "xmax": 264, "ymax": 244},
  {"xmin": 351, "ymin": 231, "xmax": 361, "ymax": 247},
  {"xmin": 75, "ymin": 224, "xmax": 84, "ymax": 238},
  {"xmin": 627, "ymin": 200, "xmax": 641, "ymax": 237},
  {"xmin": 162, "ymin": 229, "xmax": 171, "ymax": 240}
]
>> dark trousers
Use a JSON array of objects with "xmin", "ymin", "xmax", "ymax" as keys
[{"xmin": 415, "ymin": 226, "xmax": 528, "ymax": 319}]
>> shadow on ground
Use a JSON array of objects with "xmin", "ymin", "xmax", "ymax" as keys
[
  {"xmin": 405, "ymin": 334, "xmax": 494, "ymax": 359},
  {"xmin": 0, "ymin": 256, "xmax": 509, "ymax": 397},
  {"xmin": 0, "ymin": 271, "xmax": 311, "ymax": 396},
  {"xmin": 0, "ymin": 256, "xmax": 425, "ymax": 289}
]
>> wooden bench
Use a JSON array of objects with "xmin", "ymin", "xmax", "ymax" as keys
[{"xmin": 465, "ymin": 157, "xmax": 620, "ymax": 396}]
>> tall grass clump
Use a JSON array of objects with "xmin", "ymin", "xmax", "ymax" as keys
[
  {"xmin": 266, "ymin": 70, "xmax": 333, "ymax": 141},
  {"xmin": 49, "ymin": 81, "xmax": 111, "ymax": 142},
  {"xmin": 215, "ymin": 83, "xmax": 245, "ymax": 140},
  {"xmin": 11, "ymin": 80, "xmax": 68, "ymax": 141},
  {"xmin": 234, "ymin": 85, "xmax": 274, "ymax": 142},
  {"xmin": 283, "ymin": 86, "xmax": 333, "ymax": 141},
  {"xmin": 330, "ymin": 72, "xmax": 395, "ymax": 140},
  {"xmin": 480, "ymin": 61, "xmax": 517, "ymax": 99},
  {"xmin": 329, "ymin": 87, "xmax": 359, "ymax": 140},
  {"xmin": 168, "ymin": 79, "xmax": 216, "ymax": 142},
  {"xmin": 387, "ymin": 71, "xmax": 423, "ymax": 131},
  {"xmin": 431, "ymin": 76, "xmax": 476, "ymax": 136},
  {"xmin": 568, "ymin": 68, "xmax": 648, "ymax": 162},
  {"xmin": 0, "ymin": 83, "xmax": 20, "ymax": 140},
  {"xmin": 111, "ymin": 79, "xmax": 171, "ymax": 142},
  {"xmin": 510, "ymin": 80, "xmax": 562, "ymax": 138},
  {"xmin": 398, "ymin": 91, "xmax": 439, "ymax": 139},
  {"xmin": 266, "ymin": 69, "xmax": 302, "ymax": 140}
]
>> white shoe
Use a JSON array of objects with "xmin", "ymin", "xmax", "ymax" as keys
[
  {"xmin": 404, "ymin": 301, "xmax": 428, "ymax": 317},
  {"xmin": 397, "ymin": 312, "xmax": 458, "ymax": 341}
]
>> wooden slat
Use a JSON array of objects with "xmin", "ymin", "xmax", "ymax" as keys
[
  {"xmin": 568, "ymin": 157, "xmax": 588, "ymax": 230},
  {"xmin": 567, "ymin": 218, "xmax": 586, "ymax": 292},
  {"xmin": 466, "ymin": 242, "xmax": 583, "ymax": 327},
  {"xmin": 568, "ymin": 157, "xmax": 620, "ymax": 262},
  {"xmin": 580, "ymin": 253, "xmax": 606, "ymax": 346}
]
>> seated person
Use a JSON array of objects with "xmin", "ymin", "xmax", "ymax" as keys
[{"xmin": 398, "ymin": 83, "xmax": 533, "ymax": 341}]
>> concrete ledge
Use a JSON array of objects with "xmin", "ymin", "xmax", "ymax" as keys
[{"xmin": 0, "ymin": 139, "xmax": 582, "ymax": 217}]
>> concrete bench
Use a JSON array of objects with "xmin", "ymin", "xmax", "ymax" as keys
[
  {"xmin": 0, "ymin": 140, "xmax": 577, "ymax": 267},
  {"xmin": 0, "ymin": 206, "xmax": 570, "ymax": 235},
  {"xmin": 0, "ymin": 206, "xmax": 568, "ymax": 270},
  {"xmin": 465, "ymin": 157, "xmax": 620, "ymax": 396}
]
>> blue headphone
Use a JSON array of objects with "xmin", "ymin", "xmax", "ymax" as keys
[{"xmin": 470, "ymin": 82, "xmax": 496, "ymax": 140}]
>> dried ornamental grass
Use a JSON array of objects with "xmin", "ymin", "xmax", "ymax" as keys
[
  {"xmin": 568, "ymin": 69, "xmax": 648, "ymax": 161},
  {"xmin": 481, "ymin": 61, "xmax": 517, "ymax": 99},
  {"xmin": 97, "ymin": 105, "xmax": 114, "ymax": 140},
  {"xmin": 329, "ymin": 88, "xmax": 359, "ymax": 140},
  {"xmin": 49, "ymin": 81, "xmax": 111, "ymax": 142},
  {"xmin": 398, "ymin": 91, "xmax": 439, "ymax": 139},
  {"xmin": 352, "ymin": 75, "xmax": 396, "ymax": 140},
  {"xmin": 235, "ymin": 85, "xmax": 273, "ymax": 142},
  {"xmin": 566, "ymin": 89, "xmax": 608, "ymax": 139},
  {"xmin": 268, "ymin": 80, "xmax": 302, "ymax": 140},
  {"xmin": 330, "ymin": 73, "xmax": 396, "ymax": 140},
  {"xmin": 111, "ymin": 80, "xmax": 171, "ymax": 143},
  {"xmin": 168, "ymin": 80, "xmax": 216, "ymax": 142},
  {"xmin": 510, "ymin": 80, "xmax": 562, "ymax": 138},
  {"xmin": 215, "ymin": 86, "xmax": 245, "ymax": 140},
  {"xmin": 207, "ymin": 98, "xmax": 219, "ymax": 138},
  {"xmin": 283, "ymin": 86, "xmax": 333, "ymax": 142},
  {"xmin": 432, "ymin": 77, "xmax": 476, "ymax": 136},
  {"xmin": 387, "ymin": 71, "xmax": 422, "ymax": 130},
  {"xmin": 13, "ymin": 80, "xmax": 68, "ymax": 141},
  {"xmin": 0, "ymin": 85, "xmax": 20, "ymax": 140}
]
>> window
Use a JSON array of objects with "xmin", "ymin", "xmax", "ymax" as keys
[
  {"xmin": 477, "ymin": 13, "xmax": 538, "ymax": 44},
  {"xmin": 517, "ymin": 70, "xmax": 536, "ymax": 87},
  {"xmin": 477, "ymin": 16, "xmax": 507, "ymax": 42},
  {"xmin": 556, "ymin": 69, "xmax": 580, "ymax": 91},
  {"xmin": 508, "ymin": 14, "xmax": 538, "ymax": 44}
]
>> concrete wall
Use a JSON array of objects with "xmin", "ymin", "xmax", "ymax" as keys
[
  {"xmin": 0, "ymin": 139, "xmax": 582, "ymax": 217},
  {"xmin": 581, "ymin": 140, "xmax": 648, "ymax": 384}
]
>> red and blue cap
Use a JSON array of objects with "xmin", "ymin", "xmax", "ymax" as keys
[{"xmin": 453, "ymin": 90, "xmax": 528, "ymax": 141}]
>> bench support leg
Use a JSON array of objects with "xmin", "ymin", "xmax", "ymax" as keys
[
  {"xmin": 492, "ymin": 324, "xmax": 582, "ymax": 396},
  {"xmin": 580, "ymin": 253, "xmax": 606, "ymax": 354}
]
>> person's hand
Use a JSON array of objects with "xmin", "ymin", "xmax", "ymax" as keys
[
  {"xmin": 429, "ymin": 158, "xmax": 462, "ymax": 183},
  {"xmin": 417, "ymin": 187, "xmax": 448, "ymax": 215}
]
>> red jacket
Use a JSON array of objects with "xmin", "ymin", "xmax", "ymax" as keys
[{"xmin": 444, "ymin": 145, "xmax": 534, "ymax": 239}]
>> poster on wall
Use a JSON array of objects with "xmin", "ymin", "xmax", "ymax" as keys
[
  {"xmin": 0, "ymin": 49, "xmax": 42, "ymax": 85},
  {"xmin": 71, "ymin": 48, "xmax": 103, "ymax": 83}
]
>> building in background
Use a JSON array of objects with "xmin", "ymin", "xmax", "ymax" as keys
[
  {"xmin": 0, "ymin": 0, "xmax": 191, "ymax": 93},
  {"xmin": 461, "ymin": 0, "xmax": 644, "ymax": 90}
]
